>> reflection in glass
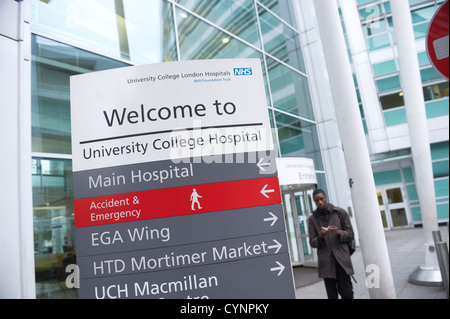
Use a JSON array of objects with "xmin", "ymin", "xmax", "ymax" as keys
[
  {"xmin": 258, "ymin": 0, "xmax": 298, "ymax": 28},
  {"xmin": 31, "ymin": 35, "xmax": 128, "ymax": 154},
  {"xmin": 268, "ymin": 110, "xmax": 280, "ymax": 157},
  {"xmin": 266, "ymin": 57, "xmax": 313, "ymax": 120},
  {"xmin": 391, "ymin": 208, "xmax": 408, "ymax": 227},
  {"xmin": 380, "ymin": 92, "xmax": 405, "ymax": 110},
  {"xmin": 123, "ymin": 0, "xmax": 178, "ymax": 63},
  {"xmin": 380, "ymin": 210, "xmax": 388, "ymax": 228},
  {"xmin": 259, "ymin": 6, "xmax": 305, "ymax": 73},
  {"xmin": 33, "ymin": 158, "xmax": 75, "ymax": 298},
  {"xmin": 176, "ymin": 7, "xmax": 262, "ymax": 61},
  {"xmin": 282, "ymin": 194, "xmax": 300, "ymax": 263},
  {"xmin": 423, "ymin": 82, "xmax": 449, "ymax": 101},
  {"xmin": 275, "ymin": 111, "xmax": 323, "ymax": 171},
  {"xmin": 386, "ymin": 188, "xmax": 403, "ymax": 204},
  {"xmin": 367, "ymin": 33, "xmax": 391, "ymax": 51},
  {"xmin": 175, "ymin": 0, "xmax": 261, "ymax": 49},
  {"xmin": 295, "ymin": 192, "xmax": 314, "ymax": 264},
  {"xmin": 377, "ymin": 190, "xmax": 384, "ymax": 205},
  {"xmin": 410, "ymin": 5, "xmax": 436, "ymax": 24},
  {"xmin": 31, "ymin": 0, "xmax": 177, "ymax": 64}
]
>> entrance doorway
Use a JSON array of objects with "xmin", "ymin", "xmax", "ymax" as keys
[
  {"xmin": 282, "ymin": 189, "xmax": 317, "ymax": 266},
  {"xmin": 377, "ymin": 185, "xmax": 410, "ymax": 229}
]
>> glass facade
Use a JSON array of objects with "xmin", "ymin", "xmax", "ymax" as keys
[
  {"xmin": 354, "ymin": 0, "xmax": 449, "ymax": 228},
  {"xmin": 357, "ymin": 0, "xmax": 448, "ymax": 115},
  {"xmin": 30, "ymin": 0, "xmax": 323, "ymax": 298},
  {"xmin": 26, "ymin": 0, "xmax": 449, "ymax": 299}
]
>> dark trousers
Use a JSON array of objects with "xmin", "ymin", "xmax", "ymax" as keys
[{"xmin": 323, "ymin": 259, "xmax": 354, "ymax": 299}]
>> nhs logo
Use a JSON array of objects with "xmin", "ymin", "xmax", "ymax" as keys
[{"xmin": 234, "ymin": 68, "xmax": 252, "ymax": 76}]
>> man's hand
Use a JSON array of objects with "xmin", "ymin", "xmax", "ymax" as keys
[
  {"xmin": 328, "ymin": 226, "xmax": 339, "ymax": 235},
  {"xmin": 319, "ymin": 227, "xmax": 329, "ymax": 238}
]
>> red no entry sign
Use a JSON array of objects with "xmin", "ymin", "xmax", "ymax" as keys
[{"xmin": 427, "ymin": 1, "xmax": 449, "ymax": 79}]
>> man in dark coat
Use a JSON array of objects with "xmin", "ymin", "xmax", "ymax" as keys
[{"xmin": 308, "ymin": 189, "xmax": 355, "ymax": 299}]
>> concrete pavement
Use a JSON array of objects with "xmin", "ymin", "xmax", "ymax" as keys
[{"xmin": 294, "ymin": 225, "xmax": 449, "ymax": 299}]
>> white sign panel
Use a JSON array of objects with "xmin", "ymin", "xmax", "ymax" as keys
[
  {"xmin": 71, "ymin": 59, "xmax": 273, "ymax": 172},
  {"xmin": 276, "ymin": 157, "xmax": 317, "ymax": 186}
]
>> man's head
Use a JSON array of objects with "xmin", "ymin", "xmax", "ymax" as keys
[{"xmin": 313, "ymin": 189, "xmax": 328, "ymax": 211}]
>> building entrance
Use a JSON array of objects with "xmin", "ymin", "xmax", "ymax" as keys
[
  {"xmin": 282, "ymin": 189, "xmax": 317, "ymax": 266},
  {"xmin": 276, "ymin": 157, "xmax": 318, "ymax": 266},
  {"xmin": 377, "ymin": 184, "xmax": 411, "ymax": 229}
]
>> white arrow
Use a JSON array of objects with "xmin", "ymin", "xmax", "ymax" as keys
[
  {"xmin": 260, "ymin": 184, "xmax": 275, "ymax": 198},
  {"xmin": 268, "ymin": 239, "xmax": 282, "ymax": 254},
  {"xmin": 263, "ymin": 212, "xmax": 278, "ymax": 226},
  {"xmin": 270, "ymin": 261, "xmax": 285, "ymax": 276},
  {"xmin": 257, "ymin": 158, "xmax": 271, "ymax": 171}
]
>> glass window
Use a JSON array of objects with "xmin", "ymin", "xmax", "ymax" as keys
[
  {"xmin": 387, "ymin": 16, "xmax": 394, "ymax": 30},
  {"xmin": 391, "ymin": 208, "xmax": 408, "ymax": 227},
  {"xmin": 386, "ymin": 188, "xmax": 404, "ymax": 204},
  {"xmin": 367, "ymin": 33, "xmax": 391, "ymax": 51},
  {"xmin": 359, "ymin": 3, "xmax": 383, "ymax": 21},
  {"xmin": 380, "ymin": 210, "xmax": 388, "ymax": 228},
  {"xmin": 411, "ymin": 5, "xmax": 436, "ymax": 24},
  {"xmin": 435, "ymin": 179, "xmax": 449, "ymax": 198},
  {"xmin": 403, "ymin": 167, "xmax": 415, "ymax": 183},
  {"xmin": 362, "ymin": 19, "xmax": 388, "ymax": 37},
  {"xmin": 31, "ymin": 0, "xmax": 177, "ymax": 64},
  {"xmin": 31, "ymin": 35, "xmax": 129, "ymax": 154},
  {"xmin": 358, "ymin": 0, "xmax": 377, "ymax": 5},
  {"xmin": 374, "ymin": 169, "xmax": 403, "ymax": 185},
  {"xmin": 175, "ymin": 7, "xmax": 273, "ymax": 107},
  {"xmin": 266, "ymin": 57, "xmax": 313, "ymax": 120},
  {"xmin": 433, "ymin": 160, "xmax": 449, "ymax": 178},
  {"xmin": 421, "ymin": 67, "xmax": 445, "ymax": 82},
  {"xmin": 176, "ymin": 7, "xmax": 263, "ymax": 61},
  {"xmin": 373, "ymin": 60, "xmax": 397, "ymax": 76},
  {"xmin": 258, "ymin": 6, "xmax": 305, "ymax": 73},
  {"xmin": 426, "ymin": 99, "xmax": 450, "ymax": 118},
  {"xmin": 384, "ymin": 108, "xmax": 407, "ymax": 126},
  {"xmin": 175, "ymin": 0, "xmax": 261, "ymax": 49},
  {"xmin": 431, "ymin": 141, "xmax": 450, "ymax": 160},
  {"xmin": 380, "ymin": 92, "xmax": 405, "ymax": 110},
  {"xmin": 377, "ymin": 190, "xmax": 384, "ymax": 205},
  {"xmin": 413, "ymin": 22, "xmax": 429, "ymax": 39},
  {"xmin": 258, "ymin": 0, "xmax": 298, "ymax": 28},
  {"xmin": 418, "ymin": 51, "xmax": 431, "ymax": 66},
  {"xmin": 409, "ymin": 0, "xmax": 431, "ymax": 6},
  {"xmin": 33, "ymin": 157, "xmax": 75, "ymax": 299},
  {"xmin": 274, "ymin": 111, "xmax": 323, "ymax": 171},
  {"xmin": 376, "ymin": 75, "xmax": 401, "ymax": 92},
  {"xmin": 267, "ymin": 109, "xmax": 280, "ymax": 157},
  {"xmin": 423, "ymin": 82, "xmax": 449, "ymax": 101}
]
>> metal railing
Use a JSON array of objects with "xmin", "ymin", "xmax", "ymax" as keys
[{"xmin": 432, "ymin": 230, "xmax": 449, "ymax": 299}]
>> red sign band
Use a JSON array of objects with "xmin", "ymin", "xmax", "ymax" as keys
[{"xmin": 74, "ymin": 176, "xmax": 281, "ymax": 228}]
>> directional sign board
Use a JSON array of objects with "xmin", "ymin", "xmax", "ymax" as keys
[
  {"xmin": 427, "ymin": 0, "xmax": 449, "ymax": 79},
  {"xmin": 70, "ymin": 58, "xmax": 295, "ymax": 299}
]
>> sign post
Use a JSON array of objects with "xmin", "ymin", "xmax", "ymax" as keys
[
  {"xmin": 70, "ymin": 59, "xmax": 295, "ymax": 299},
  {"xmin": 427, "ymin": 0, "xmax": 449, "ymax": 79}
]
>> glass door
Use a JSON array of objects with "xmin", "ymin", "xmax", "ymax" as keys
[
  {"xmin": 282, "ymin": 192, "xmax": 302, "ymax": 265},
  {"xmin": 294, "ymin": 190, "xmax": 316, "ymax": 265},
  {"xmin": 377, "ymin": 185, "xmax": 410, "ymax": 229},
  {"xmin": 282, "ymin": 189, "xmax": 317, "ymax": 266}
]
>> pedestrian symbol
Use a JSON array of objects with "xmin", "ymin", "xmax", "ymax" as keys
[{"xmin": 190, "ymin": 188, "xmax": 203, "ymax": 211}]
